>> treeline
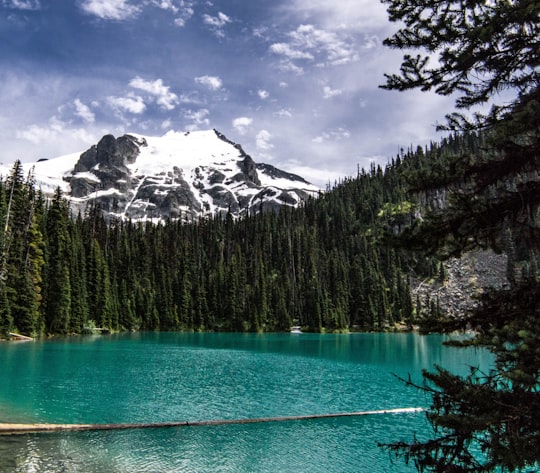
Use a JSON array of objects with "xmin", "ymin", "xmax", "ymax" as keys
[{"xmin": 0, "ymin": 142, "xmax": 452, "ymax": 337}]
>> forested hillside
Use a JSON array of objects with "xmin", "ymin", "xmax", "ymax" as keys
[{"xmin": 0, "ymin": 140, "xmax": 462, "ymax": 338}]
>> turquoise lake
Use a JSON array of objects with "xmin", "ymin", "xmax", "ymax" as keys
[{"xmin": 0, "ymin": 332, "xmax": 493, "ymax": 472}]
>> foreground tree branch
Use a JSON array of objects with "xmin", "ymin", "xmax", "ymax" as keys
[{"xmin": 380, "ymin": 0, "xmax": 540, "ymax": 471}]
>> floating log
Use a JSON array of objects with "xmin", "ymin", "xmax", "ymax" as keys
[
  {"xmin": 0, "ymin": 407, "xmax": 424, "ymax": 435},
  {"xmin": 9, "ymin": 333, "xmax": 34, "ymax": 341}
]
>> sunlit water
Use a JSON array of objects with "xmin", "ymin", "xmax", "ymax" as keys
[{"xmin": 0, "ymin": 332, "xmax": 493, "ymax": 472}]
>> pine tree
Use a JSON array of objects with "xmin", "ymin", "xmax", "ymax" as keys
[
  {"xmin": 380, "ymin": 0, "xmax": 540, "ymax": 471},
  {"xmin": 0, "ymin": 279, "xmax": 11, "ymax": 337},
  {"xmin": 3, "ymin": 163, "xmax": 45, "ymax": 336},
  {"xmin": 68, "ymin": 215, "xmax": 89, "ymax": 333},
  {"xmin": 24, "ymin": 212, "xmax": 45, "ymax": 335},
  {"xmin": 87, "ymin": 238, "xmax": 114, "ymax": 329},
  {"xmin": 0, "ymin": 180, "xmax": 10, "ymax": 336},
  {"xmin": 43, "ymin": 188, "xmax": 72, "ymax": 334}
]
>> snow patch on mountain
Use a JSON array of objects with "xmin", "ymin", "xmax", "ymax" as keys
[{"xmin": 0, "ymin": 129, "xmax": 319, "ymax": 222}]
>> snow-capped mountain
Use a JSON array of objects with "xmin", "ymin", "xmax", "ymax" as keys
[{"xmin": 3, "ymin": 129, "xmax": 320, "ymax": 221}]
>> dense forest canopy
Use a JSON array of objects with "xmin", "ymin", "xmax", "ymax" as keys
[{"xmin": 1, "ymin": 152, "xmax": 450, "ymax": 338}]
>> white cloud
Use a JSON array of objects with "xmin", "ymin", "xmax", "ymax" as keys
[
  {"xmin": 256, "ymin": 130, "xmax": 273, "ymax": 151},
  {"xmin": 274, "ymin": 109, "xmax": 293, "ymax": 118},
  {"xmin": 17, "ymin": 122, "xmax": 62, "ymax": 144},
  {"xmin": 252, "ymin": 26, "xmax": 269, "ymax": 40},
  {"xmin": 107, "ymin": 95, "xmax": 146, "ymax": 114},
  {"xmin": 294, "ymin": 24, "xmax": 359, "ymax": 65},
  {"xmin": 269, "ymin": 42, "xmax": 313, "ymax": 61},
  {"xmin": 80, "ymin": 0, "xmax": 197, "ymax": 25},
  {"xmin": 3, "ymin": 0, "xmax": 41, "ymax": 10},
  {"xmin": 80, "ymin": 0, "xmax": 140, "ymax": 20},
  {"xmin": 184, "ymin": 108, "xmax": 210, "ymax": 129},
  {"xmin": 323, "ymin": 85, "xmax": 343, "ymax": 99},
  {"xmin": 202, "ymin": 11, "xmax": 230, "ymax": 27},
  {"xmin": 194, "ymin": 75, "xmax": 223, "ymax": 91},
  {"xmin": 363, "ymin": 34, "xmax": 379, "ymax": 49},
  {"xmin": 275, "ymin": 61, "xmax": 304, "ymax": 75},
  {"xmin": 73, "ymin": 98, "xmax": 95, "ymax": 123},
  {"xmin": 178, "ymin": 92, "xmax": 202, "ymax": 104},
  {"xmin": 129, "ymin": 76, "xmax": 178, "ymax": 110},
  {"xmin": 202, "ymin": 11, "xmax": 231, "ymax": 37},
  {"xmin": 151, "ymin": 0, "xmax": 195, "ymax": 26},
  {"xmin": 148, "ymin": 0, "xmax": 178, "ymax": 13},
  {"xmin": 174, "ymin": 4, "xmax": 194, "ymax": 27},
  {"xmin": 284, "ymin": 0, "xmax": 389, "ymax": 32},
  {"xmin": 312, "ymin": 127, "xmax": 351, "ymax": 143},
  {"xmin": 281, "ymin": 162, "xmax": 341, "ymax": 189},
  {"xmin": 232, "ymin": 116, "xmax": 252, "ymax": 135},
  {"xmin": 258, "ymin": 90, "xmax": 269, "ymax": 100},
  {"xmin": 269, "ymin": 24, "xmax": 359, "ymax": 72},
  {"xmin": 16, "ymin": 117, "xmax": 94, "ymax": 146}
]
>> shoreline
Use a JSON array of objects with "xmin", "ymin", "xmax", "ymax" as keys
[{"xmin": 0, "ymin": 323, "xmax": 423, "ymax": 342}]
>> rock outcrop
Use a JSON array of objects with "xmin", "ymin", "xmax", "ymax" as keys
[{"xmin": 413, "ymin": 249, "xmax": 510, "ymax": 321}]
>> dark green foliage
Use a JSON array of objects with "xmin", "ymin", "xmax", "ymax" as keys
[
  {"xmin": 43, "ymin": 188, "xmax": 72, "ymax": 334},
  {"xmin": 0, "ymin": 150, "xmax": 435, "ymax": 336},
  {"xmin": 380, "ymin": 0, "xmax": 540, "ymax": 471},
  {"xmin": 2, "ymin": 162, "xmax": 45, "ymax": 336},
  {"xmin": 390, "ymin": 360, "xmax": 540, "ymax": 473},
  {"xmin": 381, "ymin": 0, "xmax": 539, "ymax": 116},
  {"xmin": 68, "ymin": 215, "xmax": 89, "ymax": 333},
  {"xmin": 0, "ymin": 281, "xmax": 12, "ymax": 337}
]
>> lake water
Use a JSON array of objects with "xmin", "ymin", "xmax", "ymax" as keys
[{"xmin": 0, "ymin": 332, "xmax": 492, "ymax": 472}]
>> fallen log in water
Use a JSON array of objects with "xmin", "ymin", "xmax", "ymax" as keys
[
  {"xmin": 8, "ymin": 333, "xmax": 34, "ymax": 341},
  {"xmin": 0, "ymin": 407, "xmax": 424, "ymax": 435}
]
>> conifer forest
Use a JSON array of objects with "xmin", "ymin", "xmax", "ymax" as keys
[{"xmin": 0, "ymin": 138, "xmax": 460, "ymax": 338}]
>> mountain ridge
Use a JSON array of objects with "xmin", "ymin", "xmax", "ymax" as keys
[{"xmin": 1, "ymin": 129, "xmax": 319, "ymax": 222}]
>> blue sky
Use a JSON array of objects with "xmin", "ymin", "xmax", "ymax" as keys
[{"xmin": 0, "ymin": 0, "xmax": 454, "ymax": 186}]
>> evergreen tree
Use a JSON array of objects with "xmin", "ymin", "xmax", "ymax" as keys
[
  {"xmin": 380, "ymin": 0, "xmax": 540, "ymax": 471},
  {"xmin": 3, "ymin": 163, "xmax": 45, "ymax": 336},
  {"xmin": 43, "ymin": 188, "xmax": 72, "ymax": 334},
  {"xmin": 87, "ymin": 238, "xmax": 114, "ymax": 329},
  {"xmin": 68, "ymin": 214, "xmax": 89, "ymax": 333},
  {"xmin": 0, "ymin": 279, "xmax": 11, "ymax": 337},
  {"xmin": 24, "ymin": 212, "xmax": 45, "ymax": 335}
]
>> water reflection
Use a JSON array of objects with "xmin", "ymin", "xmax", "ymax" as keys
[{"xmin": 1, "ymin": 414, "xmax": 430, "ymax": 473}]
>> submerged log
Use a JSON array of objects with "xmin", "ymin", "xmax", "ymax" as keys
[{"xmin": 0, "ymin": 407, "xmax": 424, "ymax": 435}]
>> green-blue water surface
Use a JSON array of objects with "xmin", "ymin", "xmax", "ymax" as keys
[{"xmin": 0, "ymin": 332, "xmax": 493, "ymax": 472}]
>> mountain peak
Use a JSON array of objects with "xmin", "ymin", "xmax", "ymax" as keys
[{"xmin": 4, "ymin": 130, "xmax": 319, "ymax": 222}]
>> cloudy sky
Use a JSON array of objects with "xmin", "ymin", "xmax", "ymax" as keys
[{"xmin": 0, "ymin": 0, "xmax": 455, "ymax": 186}]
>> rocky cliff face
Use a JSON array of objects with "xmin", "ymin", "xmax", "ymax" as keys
[
  {"xmin": 388, "ymin": 179, "xmax": 517, "ymax": 324},
  {"xmin": 413, "ymin": 249, "xmax": 509, "ymax": 321},
  {"xmin": 17, "ymin": 129, "xmax": 319, "ymax": 222},
  {"xmin": 414, "ymin": 169, "xmax": 540, "ymax": 288}
]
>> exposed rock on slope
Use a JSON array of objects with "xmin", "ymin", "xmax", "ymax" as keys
[
  {"xmin": 413, "ymin": 249, "xmax": 509, "ymax": 320},
  {"xmin": 4, "ymin": 129, "xmax": 319, "ymax": 221}
]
